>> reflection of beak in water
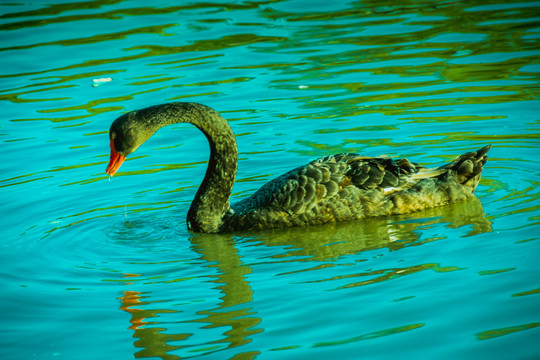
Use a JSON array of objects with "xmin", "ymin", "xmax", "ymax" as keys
[
  {"xmin": 118, "ymin": 276, "xmax": 189, "ymax": 358},
  {"xmin": 119, "ymin": 290, "xmax": 144, "ymax": 330},
  {"xmin": 118, "ymin": 197, "xmax": 491, "ymax": 358}
]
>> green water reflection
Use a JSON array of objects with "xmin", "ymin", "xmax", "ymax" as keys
[
  {"xmin": 1, "ymin": 0, "xmax": 539, "ymax": 359},
  {"xmin": 118, "ymin": 197, "xmax": 491, "ymax": 357}
]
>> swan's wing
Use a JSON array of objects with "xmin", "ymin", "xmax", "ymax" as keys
[
  {"xmin": 226, "ymin": 147, "xmax": 490, "ymax": 231},
  {"xmin": 252, "ymin": 153, "xmax": 424, "ymax": 215}
]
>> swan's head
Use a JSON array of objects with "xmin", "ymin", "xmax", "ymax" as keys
[{"xmin": 106, "ymin": 109, "xmax": 159, "ymax": 176}]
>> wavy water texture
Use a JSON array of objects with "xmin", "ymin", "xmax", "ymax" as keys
[{"xmin": 1, "ymin": 1, "xmax": 539, "ymax": 360}]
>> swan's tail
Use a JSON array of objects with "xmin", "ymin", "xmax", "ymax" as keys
[{"xmin": 443, "ymin": 145, "xmax": 491, "ymax": 187}]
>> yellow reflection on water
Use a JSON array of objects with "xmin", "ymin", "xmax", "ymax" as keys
[
  {"xmin": 313, "ymin": 323, "xmax": 425, "ymax": 347},
  {"xmin": 476, "ymin": 321, "xmax": 540, "ymax": 341}
]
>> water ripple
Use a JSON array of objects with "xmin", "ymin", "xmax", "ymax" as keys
[{"xmin": 1, "ymin": 1, "xmax": 540, "ymax": 359}]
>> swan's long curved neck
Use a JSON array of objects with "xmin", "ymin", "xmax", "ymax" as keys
[{"xmin": 141, "ymin": 103, "xmax": 238, "ymax": 233}]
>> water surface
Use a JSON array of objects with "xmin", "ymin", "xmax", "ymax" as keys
[{"xmin": 1, "ymin": 1, "xmax": 540, "ymax": 359}]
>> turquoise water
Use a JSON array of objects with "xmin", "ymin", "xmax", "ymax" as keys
[{"xmin": 2, "ymin": 0, "xmax": 540, "ymax": 359}]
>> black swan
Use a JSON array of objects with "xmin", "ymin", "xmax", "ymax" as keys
[{"xmin": 106, "ymin": 102, "xmax": 490, "ymax": 233}]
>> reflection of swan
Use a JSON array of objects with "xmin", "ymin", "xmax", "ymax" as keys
[
  {"xmin": 117, "ymin": 196, "xmax": 491, "ymax": 357},
  {"xmin": 247, "ymin": 196, "xmax": 492, "ymax": 262},
  {"xmin": 106, "ymin": 102, "xmax": 490, "ymax": 233}
]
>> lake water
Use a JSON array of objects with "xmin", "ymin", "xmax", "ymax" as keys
[{"xmin": 1, "ymin": 1, "xmax": 540, "ymax": 359}]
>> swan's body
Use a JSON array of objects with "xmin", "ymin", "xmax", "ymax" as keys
[{"xmin": 106, "ymin": 102, "xmax": 490, "ymax": 233}]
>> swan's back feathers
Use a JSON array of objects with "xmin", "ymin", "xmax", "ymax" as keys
[
  {"xmin": 231, "ymin": 154, "xmax": 416, "ymax": 215},
  {"xmin": 224, "ymin": 146, "xmax": 490, "ymax": 231},
  {"xmin": 265, "ymin": 154, "xmax": 423, "ymax": 214},
  {"xmin": 226, "ymin": 153, "xmax": 422, "ymax": 230}
]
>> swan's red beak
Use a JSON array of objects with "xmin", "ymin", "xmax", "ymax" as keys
[{"xmin": 106, "ymin": 138, "xmax": 126, "ymax": 176}]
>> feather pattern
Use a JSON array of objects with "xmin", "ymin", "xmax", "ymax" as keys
[{"xmin": 223, "ymin": 146, "xmax": 489, "ymax": 232}]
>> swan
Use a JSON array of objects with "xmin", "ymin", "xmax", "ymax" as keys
[{"xmin": 106, "ymin": 102, "xmax": 490, "ymax": 233}]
